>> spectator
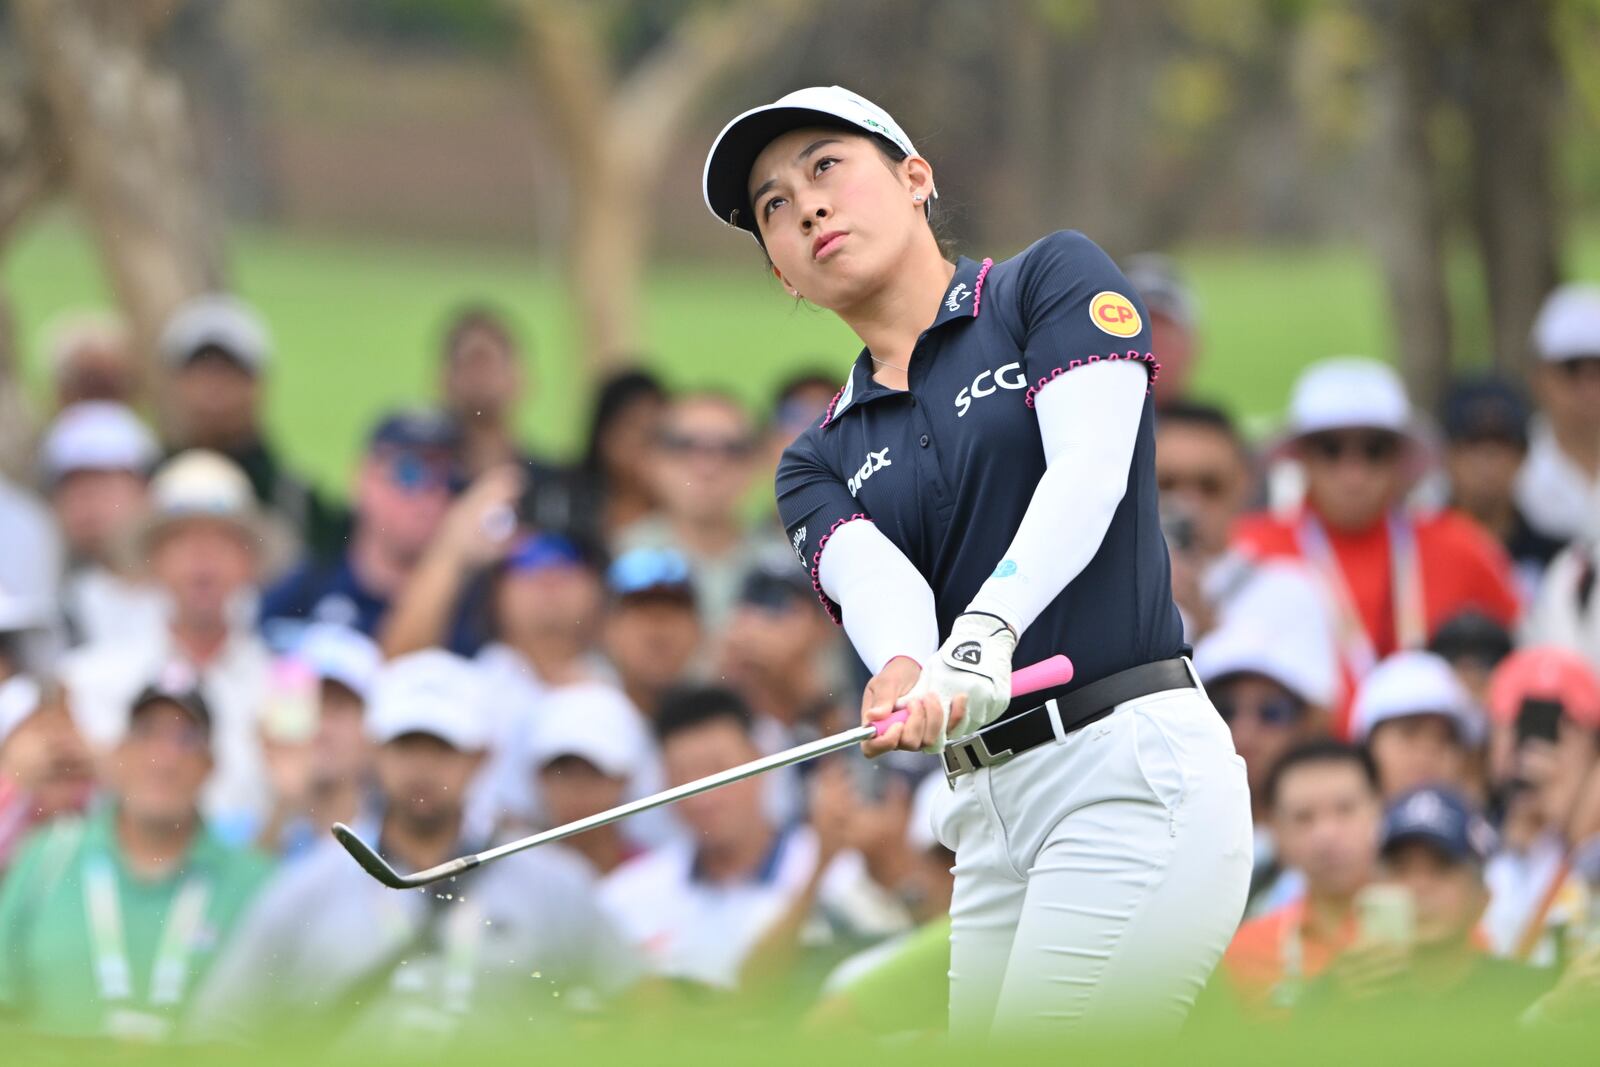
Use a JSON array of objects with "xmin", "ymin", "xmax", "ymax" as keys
[
  {"xmin": 437, "ymin": 305, "xmax": 528, "ymax": 479},
  {"xmin": 0, "ymin": 677, "xmax": 93, "ymax": 872},
  {"xmin": 1298, "ymin": 787, "xmax": 1551, "ymax": 1022},
  {"xmin": 158, "ymin": 294, "xmax": 344, "ymax": 556},
  {"xmin": 1525, "ymin": 538, "xmax": 1600, "ymax": 672},
  {"xmin": 41, "ymin": 310, "xmax": 140, "ymax": 410},
  {"xmin": 1350, "ymin": 650, "xmax": 1485, "ymax": 802},
  {"xmin": 0, "ymin": 584, "xmax": 53, "ymax": 683},
  {"xmin": 521, "ymin": 683, "xmax": 660, "ymax": 875},
  {"xmin": 618, "ymin": 391, "xmax": 775, "ymax": 632},
  {"xmin": 1123, "ymin": 253, "xmax": 1199, "ymax": 408},
  {"xmin": 1155, "ymin": 402, "xmax": 1334, "ymax": 647},
  {"xmin": 1442, "ymin": 377, "xmax": 1565, "ymax": 599},
  {"xmin": 602, "ymin": 548, "xmax": 703, "ymax": 719},
  {"xmin": 253, "ymin": 624, "xmax": 381, "ymax": 858},
  {"xmin": 759, "ymin": 370, "xmax": 840, "ymax": 524},
  {"xmin": 60, "ymin": 451, "xmax": 289, "ymax": 831},
  {"xmin": 1516, "ymin": 283, "xmax": 1600, "ymax": 544},
  {"xmin": 578, "ymin": 369, "xmax": 668, "ymax": 543},
  {"xmin": 601, "ymin": 687, "xmax": 860, "ymax": 990},
  {"xmin": 1195, "ymin": 619, "xmax": 1338, "ymax": 906},
  {"xmin": 1219, "ymin": 741, "xmax": 1382, "ymax": 1017},
  {"xmin": 260, "ymin": 410, "xmax": 460, "ymax": 647},
  {"xmin": 1233, "ymin": 358, "xmax": 1521, "ymax": 734},
  {"xmin": 187, "ymin": 651, "xmax": 636, "ymax": 1049},
  {"xmin": 0, "ymin": 474, "xmax": 63, "ymax": 660},
  {"xmin": 38, "ymin": 401, "xmax": 164, "ymax": 645},
  {"xmin": 0, "ymin": 682, "xmax": 271, "ymax": 1040},
  {"xmin": 1480, "ymin": 647, "xmax": 1600, "ymax": 966},
  {"xmin": 1428, "ymin": 610, "xmax": 1515, "ymax": 710}
]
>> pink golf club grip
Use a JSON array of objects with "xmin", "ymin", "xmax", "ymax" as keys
[{"xmin": 871, "ymin": 654, "xmax": 1075, "ymax": 738}]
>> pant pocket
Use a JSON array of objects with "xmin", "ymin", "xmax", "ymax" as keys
[{"xmin": 1130, "ymin": 707, "xmax": 1190, "ymax": 820}]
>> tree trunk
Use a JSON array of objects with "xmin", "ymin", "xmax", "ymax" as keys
[
  {"xmin": 1465, "ymin": 0, "xmax": 1561, "ymax": 382},
  {"xmin": 1367, "ymin": 0, "xmax": 1453, "ymax": 415},
  {"xmin": 11, "ymin": 0, "xmax": 226, "ymax": 377}
]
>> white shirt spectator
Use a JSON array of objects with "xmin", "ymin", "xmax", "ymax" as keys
[
  {"xmin": 0, "ymin": 476, "xmax": 62, "ymax": 657},
  {"xmin": 1484, "ymin": 832, "xmax": 1590, "ymax": 967},
  {"xmin": 187, "ymin": 832, "xmax": 637, "ymax": 1048},
  {"xmin": 1516, "ymin": 420, "xmax": 1600, "ymax": 544},
  {"xmin": 1525, "ymin": 540, "xmax": 1600, "ymax": 672},
  {"xmin": 60, "ymin": 565, "xmax": 165, "ymax": 647}
]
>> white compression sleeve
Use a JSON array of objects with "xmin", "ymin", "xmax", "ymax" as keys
[
  {"xmin": 816, "ymin": 518, "xmax": 940, "ymax": 674},
  {"xmin": 966, "ymin": 359, "xmax": 1149, "ymax": 636}
]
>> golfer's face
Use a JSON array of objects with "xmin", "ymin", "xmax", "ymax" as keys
[{"xmin": 750, "ymin": 128, "xmax": 920, "ymax": 312}]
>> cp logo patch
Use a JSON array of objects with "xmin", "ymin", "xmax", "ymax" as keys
[{"xmin": 1089, "ymin": 291, "xmax": 1142, "ymax": 338}]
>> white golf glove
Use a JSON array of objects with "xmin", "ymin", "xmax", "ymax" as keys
[{"xmin": 908, "ymin": 611, "xmax": 1017, "ymax": 753}]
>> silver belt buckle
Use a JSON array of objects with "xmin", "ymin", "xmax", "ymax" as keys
[{"xmin": 942, "ymin": 721, "xmax": 1020, "ymax": 786}]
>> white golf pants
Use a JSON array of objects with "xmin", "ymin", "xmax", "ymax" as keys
[{"xmin": 932, "ymin": 675, "xmax": 1252, "ymax": 1039}]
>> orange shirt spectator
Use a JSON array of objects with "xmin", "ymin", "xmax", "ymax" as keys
[{"xmin": 1222, "ymin": 897, "xmax": 1360, "ymax": 1018}]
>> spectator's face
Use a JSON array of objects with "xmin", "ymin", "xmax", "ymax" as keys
[
  {"xmin": 356, "ymin": 448, "xmax": 454, "ymax": 558},
  {"xmin": 1368, "ymin": 714, "xmax": 1468, "ymax": 799},
  {"xmin": 537, "ymin": 755, "xmax": 628, "ymax": 828},
  {"xmin": 376, "ymin": 734, "xmax": 483, "ymax": 836},
  {"xmin": 148, "ymin": 519, "xmax": 258, "ymax": 625},
  {"xmin": 651, "ymin": 398, "xmax": 758, "ymax": 524},
  {"xmin": 1155, "ymin": 422, "xmax": 1250, "ymax": 557},
  {"xmin": 599, "ymin": 395, "xmax": 666, "ymax": 491},
  {"xmin": 55, "ymin": 343, "xmax": 139, "ymax": 408},
  {"xmin": 1298, "ymin": 429, "xmax": 1405, "ymax": 530},
  {"xmin": 763, "ymin": 383, "xmax": 837, "ymax": 473},
  {"xmin": 1513, "ymin": 718, "xmax": 1600, "ymax": 828},
  {"xmin": 1271, "ymin": 761, "xmax": 1381, "ymax": 897},
  {"xmin": 1380, "ymin": 842, "xmax": 1486, "ymax": 948},
  {"xmin": 314, "ymin": 681, "xmax": 371, "ymax": 786},
  {"xmin": 0, "ymin": 697, "xmax": 94, "ymax": 816},
  {"xmin": 664, "ymin": 718, "xmax": 765, "ymax": 848},
  {"xmin": 721, "ymin": 598, "xmax": 831, "ymax": 686},
  {"xmin": 1212, "ymin": 674, "xmax": 1316, "ymax": 802},
  {"xmin": 495, "ymin": 565, "xmax": 602, "ymax": 645},
  {"xmin": 51, "ymin": 469, "xmax": 149, "ymax": 561},
  {"xmin": 112, "ymin": 704, "xmax": 212, "ymax": 825},
  {"xmin": 603, "ymin": 596, "xmax": 700, "ymax": 703},
  {"xmin": 1445, "ymin": 438, "xmax": 1523, "ymax": 517},
  {"xmin": 170, "ymin": 351, "xmax": 259, "ymax": 448},
  {"xmin": 1149, "ymin": 312, "xmax": 1196, "ymax": 407},
  {"xmin": 443, "ymin": 326, "xmax": 521, "ymax": 421},
  {"xmin": 1536, "ymin": 358, "xmax": 1600, "ymax": 436}
]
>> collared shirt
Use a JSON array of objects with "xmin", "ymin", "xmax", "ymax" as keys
[
  {"xmin": 1515, "ymin": 419, "xmax": 1600, "ymax": 543},
  {"xmin": 186, "ymin": 826, "xmax": 637, "ymax": 1047},
  {"xmin": 0, "ymin": 803, "xmax": 271, "ymax": 1038},
  {"xmin": 776, "ymin": 232, "xmax": 1182, "ymax": 689}
]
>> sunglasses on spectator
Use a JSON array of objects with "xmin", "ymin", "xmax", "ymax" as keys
[
  {"xmin": 1158, "ymin": 470, "xmax": 1231, "ymax": 500},
  {"xmin": 658, "ymin": 432, "xmax": 755, "ymax": 461},
  {"xmin": 1214, "ymin": 693, "xmax": 1306, "ymax": 728},
  {"xmin": 1301, "ymin": 430, "xmax": 1402, "ymax": 465},
  {"xmin": 1555, "ymin": 356, "xmax": 1600, "ymax": 383}
]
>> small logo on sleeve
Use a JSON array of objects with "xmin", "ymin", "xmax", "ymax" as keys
[
  {"xmin": 951, "ymin": 641, "xmax": 982, "ymax": 666},
  {"xmin": 1090, "ymin": 291, "xmax": 1142, "ymax": 337},
  {"xmin": 791, "ymin": 526, "xmax": 808, "ymax": 564},
  {"xmin": 991, "ymin": 560, "xmax": 1018, "ymax": 578}
]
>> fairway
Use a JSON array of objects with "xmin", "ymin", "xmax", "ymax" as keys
[{"xmin": 6, "ymin": 215, "xmax": 1597, "ymax": 494}]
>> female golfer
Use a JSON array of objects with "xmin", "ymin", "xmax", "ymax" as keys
[{"xmin": 703, "ymin": 87, "xmax": 1252, "ymax": 1036}]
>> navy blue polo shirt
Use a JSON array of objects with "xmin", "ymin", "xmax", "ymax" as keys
[{"xmin": 775, "ymin": 230, "xmax": 1184, "ymax": 692}]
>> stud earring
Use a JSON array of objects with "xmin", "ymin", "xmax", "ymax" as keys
[{"xmin": 913, "ymin": 194, "xmax": 925, "ymax": 203}]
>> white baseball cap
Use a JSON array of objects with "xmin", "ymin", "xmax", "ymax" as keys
[
  {"xmin": 704, "ymin": 85, "xmax": 928, "ymax": 241},
  {"xmin": 38, "ymin": 401, "xmax": 160, "ymax": 486},
  {"xmin": 524, "ymin": 683, "xmax": 650, "ymax": 780},
  {"xmin": 0, "ymin": 675, "xmax": 43, "ymax": 748},
  {"xmin": 128, "ymin": 449, "xmax": 294, "ymax": 575},
  {"xmin": 1195, "ymin": 619, "xmax": 1339, "ymax": 710},
  {"xmin": 1532, "ymin": 283, "xmax": 1600, "ymax": 362},
  {"xmin": 158, "ymin": 294, "xmax": 271, "ymax": 373},
  {"xmin": 1285, "ymin": 357, "xmax": 1413, "ymax": 439},
  {"xmin": 366, "ymin": 650, "xmax": 491, "ymax": 751},
  {"xmin": 293, "ymin": 623, "xmax": 382, "ymax": 702},
  {"xmin": 1351, "ymin": 650, "xmax": 1486, "ymax": 746}
]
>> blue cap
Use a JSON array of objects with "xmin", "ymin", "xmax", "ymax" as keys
[
  {"xmin": 1441, "ymin": 377, "xmax": 1529, "ymax": 446},
  {"xmin": 1380, "ymin": 787, "xmax": 1495, "ymax": 866},
  {"xmin": 607, "ymin": 547, "xmax": 694, "ymax": 600},
  {"xmin": 367, "ymin": 409, "xmax": 460, "ymax": 453},
  {"xmin": 504, "ymin": 532, "xmax": 588, "ymax": 574}
]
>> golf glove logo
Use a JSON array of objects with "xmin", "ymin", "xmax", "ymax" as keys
[{"xmin": 908, "ymin": 612, "xmax": 1017, "ymax": 753}]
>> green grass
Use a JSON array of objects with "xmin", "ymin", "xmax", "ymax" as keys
[{"xmin": 5, "ymin": 215, "xmax": 1598, "ymax": 494}]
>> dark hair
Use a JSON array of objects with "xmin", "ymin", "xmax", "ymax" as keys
[
  {"xmin": 1264, "ymin": 739, "xmax": 1379, "ymax": 811},
  {"xmin": 654, "ymin": 685, "xmax": 754, "ymax": 745},
  {"xmin": 582, "ymin": 368, "xmax": 668, "ymax": 475},
  {"xmin": 773, "ymin": 369, "xmax": 838, "ymax": 409},
  {"xmin": 441, "ymin": 304, "xmax": 517, "ymax": 361},
  {"xmin": 1157, "ymin": 401, "xmax": 1240, "ymax": 442}
]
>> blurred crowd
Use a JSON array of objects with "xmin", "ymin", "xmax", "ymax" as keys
[{"xmin": 2, "ymin": 265, "xmax": 1600, "ymax": 1048}]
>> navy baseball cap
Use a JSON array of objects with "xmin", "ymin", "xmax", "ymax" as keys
[
  {"xmin": 704, "ymin": 86, "xmax": 929, "ymax": 242},
  {"xmin": 1380, "ymin": 786, "xmax": 1495, "ymax": 866},
  {"xmin": 607, "ymin": 547, "xmax": 695, "ymax": 602},
  {"xmin": 367, "ymin": 410, "xmax": 461, "ymax": 453},
  {"xmin": 737, "ymin": 556, "xmax": 812, "ymax": 611},
  {"xmin": 503, "ymin": 531, "xmax": 591, "ymax": 575},
  {"xmin": 1441, "ymin": 378, "xmax": 1529, "ymax": 446}
]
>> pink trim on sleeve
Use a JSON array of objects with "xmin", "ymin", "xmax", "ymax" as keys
[
  {"xmin": 971, "ymin": 258, "xmax": 995, "ymax": 318},
  {"xmin": 1023, "ymin": 350, "xmax": 1160, "ymax": 409},
  {"xmin": 809, "ymin": 513, "xmax": 872, "ymax": 625}
]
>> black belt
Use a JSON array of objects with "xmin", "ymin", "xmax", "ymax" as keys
[{"xmin": 942, "ymin": 657, "xmax": 1197, "ymax": 783}]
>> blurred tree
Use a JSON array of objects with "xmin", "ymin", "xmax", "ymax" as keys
[
  {"xmin": 0, "ymin": 80, "xmax": 59, "ymax": 476},
  {"xmin": 507, "ymin": 0, "xmax": 809, "ymax": 374},
  {"xmin": 11, "ymin": 0, "xmax": 225, "ymax": 381}
]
